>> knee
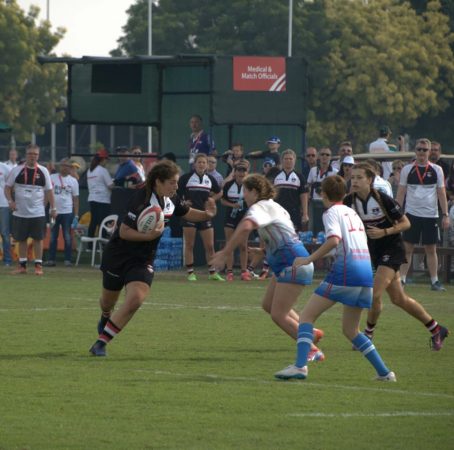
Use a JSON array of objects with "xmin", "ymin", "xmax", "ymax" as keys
[
  {"xmin": 124, "ymin": 295, "xmax": 145, "ymax": 314},
  {"xmin": 390, "ymin": 292, "xmax": 407, "ymax": 307}
]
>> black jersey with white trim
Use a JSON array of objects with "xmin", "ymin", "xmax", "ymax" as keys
[
  {"xmin": 104, "ymin": 188, "xmax": 189, "ymax": 266},
  {"xmin": 344, "ymin": 190, "xmax": 404, "ymax": 258},
  {"xmin": 273, "ymin": 170, "xmax": 307, "ymax": 212},
  {"xmin": 177, "ymin": 171, "xmax": 220, "ymax": 210},
  {"xmin": 222, "ymin": 179, "xmax": 246, "ymax": 220}
]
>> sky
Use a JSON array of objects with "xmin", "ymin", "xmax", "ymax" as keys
[{"xmin": 16, "ymin": 0, "xmax": 136, "ymax": 56}]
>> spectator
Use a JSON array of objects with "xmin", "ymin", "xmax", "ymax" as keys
[
  {"xmin": 87, "ymin": 149, "xmax": 114, "ymax": 239},
  {"xmin": 131, "ymin": 146, "xmax": 146, "ymax": 182},
  {"xmin": 177, "ymin": 153, "xmax": 223, "ymax": 282},
  {"xmin": 332, "ymin": 141, "xmax": 353, "ymax": 171},
  {"xmin": 222, "ymin": 143, "xmax": 245, "ymax": 178},
  {"xmin": 70, "ymin": 161, "xmax": 81, "ymax": 181},
  {"xmin": 4, "ymin": 144, "xmax": 56, "ymax": 275},
  {"xmin": 307, "ymin": 147, "xmax": 338, "ymax": 234},
  {"xmin": 206, "ymin": 156, "xmax": 224, "ymax": 188},
  {"xmin": 188, "ymin": 114, "xmax": 216, "ymax": 166},
  {"xmin": 272, "ymin": 149, "xmax": 309, "ymax": 231},
  {"xmin": 365, "ymin": 159, "xmax": 393, "ymax": 197},
  {"xmin": 369, "ymin": 125, "xmax": 398, "ymax": 180},
  {"xmin": 396, "ymin": 138, "xmax": 450, "ymax": 291},
  {"xmin": 429, "ymin": 141, "xmax": 450, "ymax": 180},
  {"xmin": 0, "ymin": 161, "xmax": 12, "ymax": 265},
  {"xmin": 113, "ymin": 147, "xmax": 141, "ymax": 187},
  {"xmin": 4, "ymin": 148, "xmax": 18, "ymax": 168},
  {"xmin": 301, "ymin": 147, "xmax": 318, "ymax": 180},
  {"xmin": 388, "ymin": 159, "xmax": 405, "ymax": 198},
  {"xmin": 45, "ymin": 159, "xmax": 79, "ymax": 267},
  {"xmin": 248, "ymin": 136, "xmax": 281, "ymax": 168},
  {"xmin": 337, "ymin": 155, "xmax": 355, "ymax": 192}
]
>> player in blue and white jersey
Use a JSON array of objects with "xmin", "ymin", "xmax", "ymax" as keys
[
  {"xmin": 275, "ymin": 175, "xmax": 396, "ymax": 381},
  {"xmin": 211, "ymin": 174, "xmax": 325, "ymax": 361}
]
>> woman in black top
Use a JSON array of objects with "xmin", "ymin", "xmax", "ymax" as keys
[
  {"xmin": 344, "ymin": 163, "xmax": 448, "ymax": 351},
  {"xmin": 89, "ymin": 160, "xmax": 217, "ymax": 357}
]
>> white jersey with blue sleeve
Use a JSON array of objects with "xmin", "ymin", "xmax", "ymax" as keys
[
  {"xmin": 323, "ymin": 204, "xmax": 373, "ymax": 287},
  {"xmin": 244, "ymin": 199, "xmax": 310, "ymax": 277}
]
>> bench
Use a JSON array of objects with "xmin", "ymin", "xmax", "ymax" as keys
[{"xmin": 409, "ymin": 246, "xmax": 454, "ymax": 284}]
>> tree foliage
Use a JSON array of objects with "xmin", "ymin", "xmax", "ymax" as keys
[
  {"xmin": 0, "ymin": 0, "xmax": 67, "ymax": 141},
  {"xmin": 113, "ymin": 0, "xmax": 454, "ymax": 149}
]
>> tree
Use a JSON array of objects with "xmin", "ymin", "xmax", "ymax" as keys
[
  {"xmin": 0, "ymin": 0, "xmax": 67, "ymax": 142},
  {"xmin": 112, "ymin": 0, "xmax": 454, "ymax": 149}
]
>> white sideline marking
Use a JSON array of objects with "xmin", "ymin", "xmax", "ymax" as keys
[
  {"xmin": 145, "ymin": 370, "xmax": 454, "ymax": 400},
  {"xmin": 288, "ymin": 411, "xmax": 454, "ymax": 418}
]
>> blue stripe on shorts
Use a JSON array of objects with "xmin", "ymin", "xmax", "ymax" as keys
[{"xmin": 314, "ymin": 281, "xmax": 372, "ymax": 308}]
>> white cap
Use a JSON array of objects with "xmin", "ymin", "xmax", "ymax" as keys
[{"xmin": 342, "ymin": 155, "xmax": 355, "ymax": 165}]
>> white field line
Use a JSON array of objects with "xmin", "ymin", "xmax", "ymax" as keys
[
  {"xmin": 139, "ymin": 370, "xmax": 454, "ymax": 400},
  {"xmin": 288, "ymin": 411, "xmax": 454, "ymax": 418},
  {"xmin": 0, "ymin": 303, "xmax": 264, "ymax": 313}
]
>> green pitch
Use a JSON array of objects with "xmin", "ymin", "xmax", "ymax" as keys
[{"xmin": 1, "ymin": 268, "xmax": 452, "ymax": 449}]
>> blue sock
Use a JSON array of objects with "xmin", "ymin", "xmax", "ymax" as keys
[
  {"xmin": 352, "ymin": 333, "xmax": 390, "ymax": 377},
  {"xmin": 295, "ymin": 323, "xmax": 313, "ymax": 368}
]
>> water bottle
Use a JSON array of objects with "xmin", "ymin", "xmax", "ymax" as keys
[{"xmin": 316, "ymin": 231, "xmax": 326, "ymax": 244}]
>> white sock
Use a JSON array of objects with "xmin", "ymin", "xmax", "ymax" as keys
[
  {"xmin": 401, "ymin": 275, "xmax": 406, "ymax": 283},
  {"xmin": 430, "ymin": 277, "xmax": 438, "ymax": 284}
]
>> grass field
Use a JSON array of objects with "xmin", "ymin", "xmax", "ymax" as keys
[{"xmin": 0, "ymin": 266, "xmax": 453, "ymax": 449}]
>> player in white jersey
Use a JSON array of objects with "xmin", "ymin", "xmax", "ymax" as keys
[
  {"xmin": 211, "ymin": 174, "xmax": 325, "ymax": 362},
  {"xmin": 275, "ymin": 175, "xmax": 395, "ymax": 381},
  {"xmin": 0, "ymin": 162, "xmax": 12, "ymax": 265}
]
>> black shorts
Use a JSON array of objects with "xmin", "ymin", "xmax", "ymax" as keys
[
  {"xmin": 370, "ymin": 240, "xmax": 406, "ymax": 272},
  {"xmin": 181, "ymin": 219, "xmax": 213, "ymax": 230},
  {"xmin": 12, "ymin": 216, "xmax": 46, "ymax": 241},
  {"xmin": 102, "ymin": 263, "xmax": 155, "ymax": 291},
  {"xmin": 402, "ymin": 214, "xmax": 439, "ymax": 245},
  {"xmin": 224, "ymin": 212, "xmax": 246, "ymax": 229}
]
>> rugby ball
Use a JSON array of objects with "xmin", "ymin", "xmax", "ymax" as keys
[{"xmin": 137, "ymin": 205, "xmax": 164, "ymax": 233}]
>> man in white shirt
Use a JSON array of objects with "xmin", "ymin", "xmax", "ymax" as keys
[
  {"xmin": 396, "ymin": 138, "xmax": 450, "ymax": 291},
  {"xmin": 331, "ymin": 141, "xmax": 353, "ymax": 171},
  {"xmin": 0, "ymin": 161, "xmax": 12, "ymax": 265},
  {"xmin": 4, "ymin": 148, "xmax": 18, "ymax": 169},
  {"xmin": 45, "ymin": 159, "xmax": 80, "ymax": 267},
  {"xmin": 4, "ymin": 144, "xmax": 56, "ymax": 275},
  {"xmin": 369, "ymin": 125, "xmax": 396, "ymax": 180}
]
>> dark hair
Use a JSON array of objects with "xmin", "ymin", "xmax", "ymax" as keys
[
  {"xmin": 190, "ymin": 114, "xmax": 203, "ymax": 121},
  {"xmin": 145, "ymin": 160, "xmax": 180, "ymax": 204},
  {"xmin": 90, "ymin": 155, "xmax": 102, "ymax": 171},
  {"xmin": 321, "ymin": 175, "xmax": 346, "ymax": 202},
  {"xmin": 365, "ymin": 158, "xmax": 383, "ymax": 177},
  {"xmin": 243, "ymin": 174, "xmax": 276, "ymax": 201},
  {"xmin": 353, "ymin": 162, "xmax": 376, "ymax": 183},
  {"xmin": 158, "ymin": 152, "xmax": 177, "ymax": 163}
]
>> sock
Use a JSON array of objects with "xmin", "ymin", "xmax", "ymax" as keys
[
  {"xmin": 295, "ymin": 323, "xmax": 313, "ymax": 368},
  {"xmin": 98, "ymin": 319, "xmax": 121, "ymax": 344},
  {"xmin": 430, "ymin": 277, "xmax": 438, "ymax": 284},
  {"xmin": 19, "ymin": 258, "xmax": 27, "ymax": 268},
  {"xmin": 227, "ymin": 269, "xmax": 233, "ymax": 274},
  {"xmin": 99, "ymin": 311, "xmax": 111, "ymax": 331},
  {"xmin": 352, "ymin": 333, "xmax": 390, "ymax": 377},
  {"xmin": 247, "ymin": 265, "xmax": 255, "ymax": 273},
  {"xmin": 209, "ymin": 266, "xmax": 216, "ymax": 275},
  {"xmin": 186, "ymin": 264, "xmax": 194, "ymax": 275},
  {"xmin": 262, "ymin": 261, "xmax": 269, "ymax": 271},
  {"xmin": 401, "ymin": 275, "xmax": 406, "ymax": 283},
  {"xmin": 425, "ymin": 319, "xmax": 440, "ymax": 335},
  {"xmin": 34, "ymin": 259, "xmax": 42, "ymax": 266},
  {"xmin": 365, "ymin": 321, "xmax": 376, "ymax": 338}
]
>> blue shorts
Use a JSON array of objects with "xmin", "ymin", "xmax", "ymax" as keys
[
  {"xmin": 314, "ymin": 281, "xmax": 372, "ymax": 309},
  {"xmin": 277, "ymin": 263, "xmax": 314, "ymax": 286}
]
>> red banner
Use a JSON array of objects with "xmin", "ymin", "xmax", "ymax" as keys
[{"xmin": 233, "ymin": 56, "xmax": 286, "ymax": 92}]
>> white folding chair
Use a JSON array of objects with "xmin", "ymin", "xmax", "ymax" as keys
[{"xmin": 75, "ymin": 214, "xmax": 118, "ymax": 267}]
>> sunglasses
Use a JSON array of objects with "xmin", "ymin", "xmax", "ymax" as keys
[
  {"xmin": 306, "ymin": 154, "xmax": 316, "ymax": 157},
  {"xmin": 342, "ymin": 163, "xmax": 353, "ymax": 167},
  {"xmin": 236, "ymin": 168, "xmax": 247, "ymax": 172},
  {"xmin": 208, "ymin": 160, "xmax": 217, "ymax": 164},
  {"xmin": 320, "ymin": 153, "xmax": 331, "ymax": 157},
  {"xmin": 416, "ymin": 147, "xmax": 429, "ymax": 152}
]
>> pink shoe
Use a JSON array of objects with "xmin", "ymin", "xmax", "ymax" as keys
[
  {"xmin": 241, "ymin": 271, "xmax": 252, "ymax": 281},
  {"xmin": 226, "ymin": 272, "xmax": 234, "ymax": 282}
]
